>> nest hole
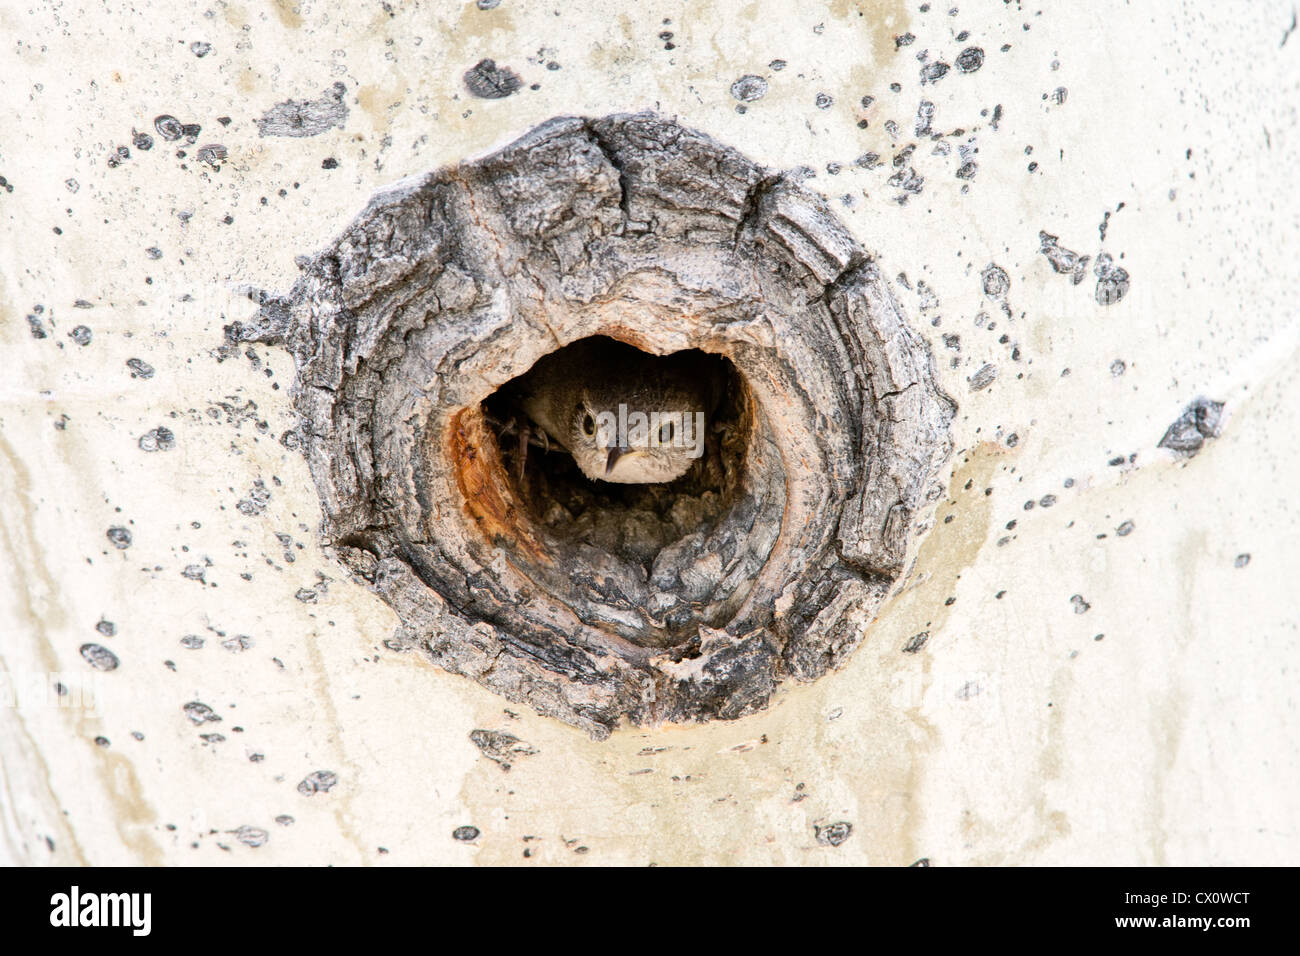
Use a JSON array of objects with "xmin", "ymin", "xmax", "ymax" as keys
[
  {"xmin": 478, "ymin": 337, "xmax": 765, "ymax": 648},
  {"xmin": 484, "ymin": 338, "xmax": 749, "ymax": 566}
]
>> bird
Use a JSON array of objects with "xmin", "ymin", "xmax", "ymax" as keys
[{"xmin": 504, "ymin": 337, "xmax": 718, "ymax": 484}]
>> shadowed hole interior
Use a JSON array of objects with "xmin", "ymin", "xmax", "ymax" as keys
[{"xmin": 480, "ymin": 337, "xmax": 760, "ymax": 647}]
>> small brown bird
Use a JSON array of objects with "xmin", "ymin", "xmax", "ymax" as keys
[{"xmin": 507, "ymin": 337, "xmax": 717, "ymax": 484}]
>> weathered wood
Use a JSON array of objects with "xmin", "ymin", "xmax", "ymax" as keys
[{"xmin": 230, "ymin": 112, "xmax": 955, "ymax": 738}]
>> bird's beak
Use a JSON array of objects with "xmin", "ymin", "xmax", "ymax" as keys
[{"xmin": 605, "ymin": 445, "xmax": 629, "ymax": 476}]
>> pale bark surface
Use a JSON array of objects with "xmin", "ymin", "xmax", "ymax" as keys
[{"xmin": 1, "ymin": 0, "xmax": 1295, "ymax": 867}]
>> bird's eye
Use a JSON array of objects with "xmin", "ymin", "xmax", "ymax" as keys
[
  {"xmin": 659, "ymin": 421, "xmax": 674, "ymax": 444},
  {"xmin": 582, "ymin": 413, "xmax": 596, "ymax": 437}
]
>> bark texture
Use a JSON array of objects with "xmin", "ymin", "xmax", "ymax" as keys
[{"xmin": 230, "ymin": 113, "xmax": 955, "ymax": 738}]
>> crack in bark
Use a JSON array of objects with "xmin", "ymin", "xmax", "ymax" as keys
[{"xmin": 586, "ymin": 122, "xmax": 632, "ymax": 219}]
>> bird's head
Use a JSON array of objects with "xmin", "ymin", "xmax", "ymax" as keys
[{"xmin": 567, "ymin": 387, "xmax": 706, "ymax": 484}]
